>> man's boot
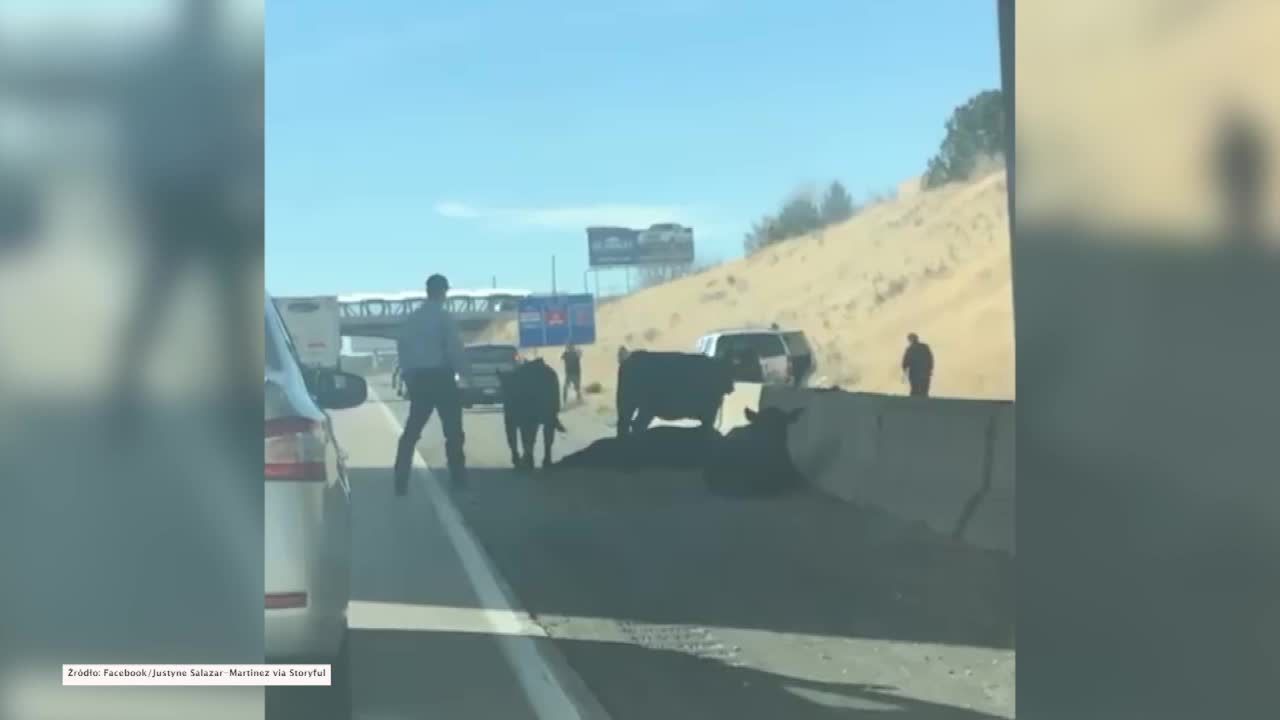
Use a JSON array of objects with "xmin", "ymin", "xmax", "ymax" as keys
[{"xmin": 393, "ymin": 445, "xmax": 411, "ymax": 496}]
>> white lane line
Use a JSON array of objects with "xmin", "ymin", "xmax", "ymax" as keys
[
  {"xmin": 349, "ymin": 601, "xmax": 549, "ymax": 636},
  {"xmin": 371, "ymin": 383, "xmax": 593, "ymax": 720}
]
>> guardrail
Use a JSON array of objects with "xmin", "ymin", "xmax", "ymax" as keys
[{"xmin": 761, "ymin": 387, "xmax": 1014, "ymax": 555}]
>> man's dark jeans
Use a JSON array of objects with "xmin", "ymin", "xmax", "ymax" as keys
[
  {"xmin": 563, "ymin": 371, "xmax": 581, "ymax": 402},
  {"xmin": 909, "ymin": 375, "xmax": 932, "ymax": 398},
  {"xmin": 394, "ymin": 368, "xmax": 466, "ymax": 493}
]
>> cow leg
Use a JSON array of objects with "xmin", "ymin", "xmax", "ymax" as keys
[
  {"xmin": 503, "ymin": 411, "xmax": 521, "ymax": 468},
  {"xmin": 540, "ymin": 422, "xmax": 556, "ymax": 468},
  {"xmin": 632, "ymin": 410, "xmax": 655, "ymax": 433},
  {"xmin": 616, "ymin": 405, "xmax": 633, "ymax": 438},
  {"xmin": 520, "ymin": 423, "xmax": 537, "ymax": 471}
]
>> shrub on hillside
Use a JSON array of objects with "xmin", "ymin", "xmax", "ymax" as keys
[
  {"xmin": 922, "ymin": 89, "xmax": 1006, "ymax": 189},
  {"xmin": 777, "ymin": 190, "xmax": 823, "ymax": 238},
  {"xmin": 744, "ymin": 182, "xmax": 853, "ymax": 254},
  {"xmin": 820, "ymin": 181, "xmax": 857, "ymax": 226},
  {"xmin": 634, "ymin": 257, "xmax": 720, "ymax": 289}
]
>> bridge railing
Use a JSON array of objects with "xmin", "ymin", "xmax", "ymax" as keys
[{"xmin": 338, "ymin": 296, "xmax": 520, "ymax": 320}]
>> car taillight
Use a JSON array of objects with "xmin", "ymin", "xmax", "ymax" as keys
[
  {"xmin": 265, "ymin": 416, "xmax": 327, "ymax": 482},
  {"xmin": 265, "ymin": 592, "xmax": 308, "ymax": 609}
]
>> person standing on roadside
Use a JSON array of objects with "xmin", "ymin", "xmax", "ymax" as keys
[
  {"xmin": 394, "ymin": 273, "xmax": 471, "ymax": 493},
  {"xmin": 561, "ymin": 343, "xmax": 583, "ymax": 404},
  {"xmin": 901, "ymin": 332, "xmax": 934, "ymax": 398}
]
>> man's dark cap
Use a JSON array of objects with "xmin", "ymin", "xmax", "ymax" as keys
[{"xmin": 426, "ymin": 274, "xmax": 450, "ymax": 294}]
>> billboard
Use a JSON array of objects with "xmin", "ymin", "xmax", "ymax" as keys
[
  {"xmin": 517, "ymin": 294, "xmax": 597, "ymax": 348},
  {"xmin": 587, "ymin": 223, "xmax": 695, "ymax": 267}
]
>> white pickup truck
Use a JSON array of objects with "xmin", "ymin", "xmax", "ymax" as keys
[{"xmin": 694, "ymin": 327, "xmax": 816, "ymax": 387}]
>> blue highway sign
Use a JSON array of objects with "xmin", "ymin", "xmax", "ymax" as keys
[{"xmin": 517, "ymin": 294, "xmax": 597, "ymax": 348}]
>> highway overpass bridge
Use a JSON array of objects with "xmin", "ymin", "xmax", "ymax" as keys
[{"xmin": 338, "ymin": 288, "xmax": 528, "ymax": 340}]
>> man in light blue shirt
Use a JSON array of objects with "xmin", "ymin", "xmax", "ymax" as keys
[{"xmin": 394, "ymin": 273, "xmax": 472, "ymax": 493}]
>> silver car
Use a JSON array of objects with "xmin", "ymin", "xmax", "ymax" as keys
[{"xmin": 265, "ymin": 294, "xmax": 366, "ymax": 706}]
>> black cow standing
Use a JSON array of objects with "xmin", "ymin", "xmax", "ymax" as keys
[
  {"xmin": 705, "ymin": 407, "xmax": 805, "ymax": 497},
  {"xmin": 616, "ymin": 351, "xmax": 735, "ymax": 437},
  {"xmin": 555, "ymin": 425, "xmax": 721, "ymax": 472},
  {"xmin": 496, "ymin": 358, "xmax": 566, "ymax": 470}
]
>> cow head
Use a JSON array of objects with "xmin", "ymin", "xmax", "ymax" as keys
[{"xmin": 495, "ymin": 368, "xmax": 513, "ymax": 392}]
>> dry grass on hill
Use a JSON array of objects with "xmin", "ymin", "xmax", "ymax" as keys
[{"xmin": 483, "ymin": 169, "xmax": 1014, "ymax": 406}]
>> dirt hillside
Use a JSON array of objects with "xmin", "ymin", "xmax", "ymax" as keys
[
  {"xmin": 1017, "ymin": 0, "xmax": 1280, "ymax": 233},
  {"xmin": 483, "ymin": 169, "xmax": 1014, "ymax": 404}
]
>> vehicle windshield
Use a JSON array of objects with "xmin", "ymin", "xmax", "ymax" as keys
[
  {"xmin": 466, "ymin": 345, "xmax": 518, "ymax": 364},
  {"xmin": 722, "ymin": 333, "xmax": 787, "ymax": 359},
  {"xmin": 783, "ymin": 331, "xmax": 811, "ymax": 355},
  {"xmin": 265, "ymin": 299, "xmax": 300, "ymax": 373}
]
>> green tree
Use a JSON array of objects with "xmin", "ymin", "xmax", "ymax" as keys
[
  {"xmin": 743, "ymin": 214, "xmax": 785, "ymax": 254},
  {"xmin": 922, "ymin": 89, "xmax": 1006, "ymax": 189},
  {"xmin": 820, "ymin": 181, "xmax": 856, "ymax": 226},
  {"xmin": 776, "ymin": 191, "xmax": 822, "ymax": 238}
]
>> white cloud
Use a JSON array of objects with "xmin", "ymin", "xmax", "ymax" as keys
[
  {"xmin": 432, "ymin": 201, "xmax": 483, "ymax": 219},
  {"xmin": 433, "ymin": 201, "xmax": 696, "ymax": 232},
  {"xmin": 517, "ymin": 204, "xmax": 690, "ymax": 230}
]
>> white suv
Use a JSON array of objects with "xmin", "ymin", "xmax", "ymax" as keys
[
  {"xmin": 265, "ymin": 294, "xmax": 366, "ymax": 708},
  {"xmin": 695, "ymin": 328, "xmax": 816, "ymax": 387}
]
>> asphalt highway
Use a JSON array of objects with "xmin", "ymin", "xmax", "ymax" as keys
[{"xmin": 313, "ymin": 375, "xmax": 1014, "ymax": 719}]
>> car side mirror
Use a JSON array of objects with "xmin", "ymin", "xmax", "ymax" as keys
[{"xmin": 312, "ymin": 369, "xmax": 368, "ymax": 410}]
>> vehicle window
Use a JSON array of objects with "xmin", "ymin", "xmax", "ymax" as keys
[
  {"xmin": 466, "ymin": 346, "xmax": 518, "ymax": 364},
  {"xmin": 782, "ymin": 331, "xmax": 811, "ymax": 355},
  {"xmin": 265, "ymin": 310, "xmax": 283, "ymax": 371},
  {"xmin": 711, "ymin": 335, "xmax": 739, "ymax": 359},
  {"xmin": 266, "ymin": 300, "xmax": 304, "ymax": 373},
  {"xmin": 740, "ymin": 333, "xmax": 786, "ymax": 358}
]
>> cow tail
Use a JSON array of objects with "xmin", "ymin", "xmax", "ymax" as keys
[{"xmin": 554, "ymin": 417, "xmax": 567, "ymax": 433}]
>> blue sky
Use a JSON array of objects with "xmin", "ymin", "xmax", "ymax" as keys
[{"xmin": 266, "ymin": 0, "xmax": 1000, "ymax": 297}]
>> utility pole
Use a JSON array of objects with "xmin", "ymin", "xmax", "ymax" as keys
[{"xmin": 551, "ymin": 255, "xmax": 557, "ymax": 295}]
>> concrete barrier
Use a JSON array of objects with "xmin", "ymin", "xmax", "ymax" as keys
[
  {"xmin": 957, "ymin": 405, "xmax": 1014, "ymax": 554},
  {"xmin": 760, "ymin": 387, "xmax": 1014, "ymax": 555}
]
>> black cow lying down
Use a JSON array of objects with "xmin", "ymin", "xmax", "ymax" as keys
[
  {"xmin": 556, "ymin": 407, "xmax": 806, "ymax": 498},
  {"xmin": 555, "ymin": 425, "xmax": 721, "ymax": 472},
  {"xmin": 705, "ymin": 407, "xmax": 805, "ymax": 498},
  {"xmin": 496, "ymin": 358, "xmax": 566, "ymax": 470},
  {"xmin": 616, "ymin": 350, "xmax": 734, "ymax": 437}
]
